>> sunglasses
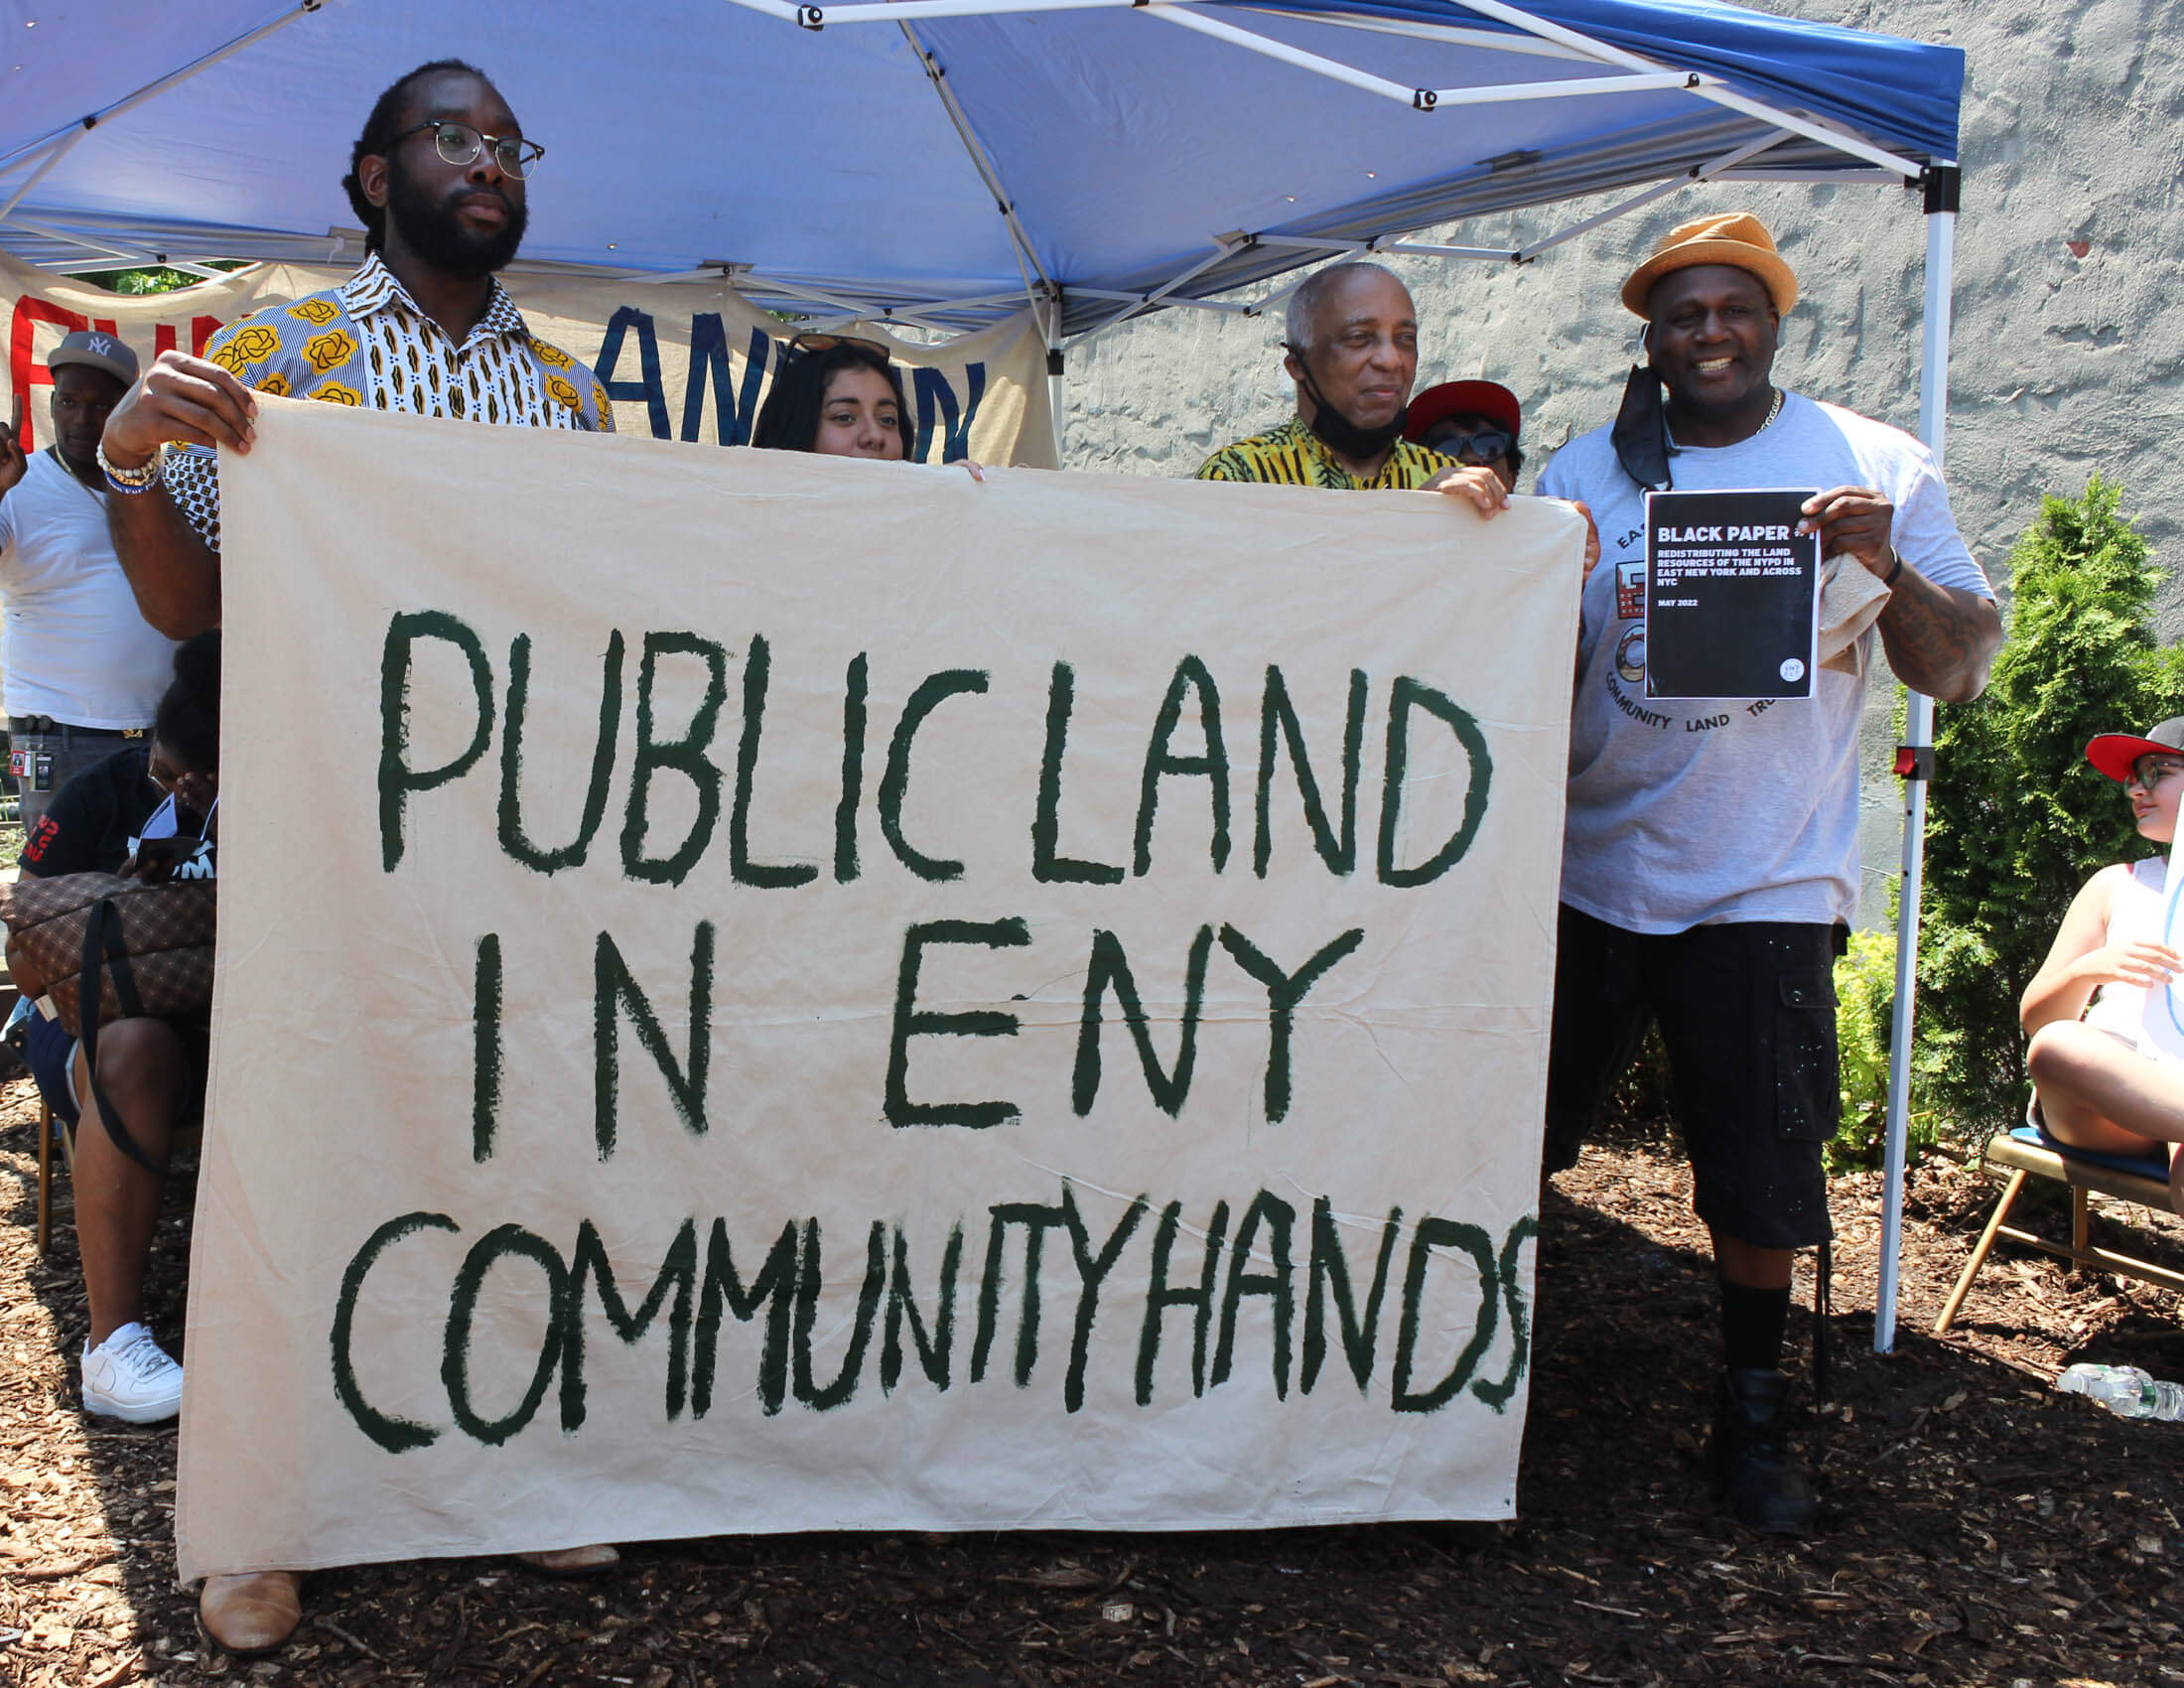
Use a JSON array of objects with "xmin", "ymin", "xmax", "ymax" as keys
[
  {"xmin": 1424, "ymin": 423, "xmax": 1515, "ymax": 463},
  {"xmin": 787, "ymin": 333, "xmax": 893, "ymax": 363}
]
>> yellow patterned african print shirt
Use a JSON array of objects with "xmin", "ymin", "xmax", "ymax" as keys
[
  {"xmin": 1195, "ymin": 414, "xmax": 1451, "ymax": 491},
  {"xmin": 164, "ymin": 251, "xmax": 614, "ymax": 551}
]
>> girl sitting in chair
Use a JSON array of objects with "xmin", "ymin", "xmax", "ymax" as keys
[{"xmin": 2021, "ymin": 716, "xmax": 2184, "ymax": 1215}]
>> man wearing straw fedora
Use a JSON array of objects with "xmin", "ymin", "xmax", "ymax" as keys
[{"xmin": 1536, "ymin": 212, "xmax": 2002, "ymax": 1532}]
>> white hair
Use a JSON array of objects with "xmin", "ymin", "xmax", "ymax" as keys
[{"xmin": 1285, "ymin": 260, "xmax": 1409, "ymax": 353}]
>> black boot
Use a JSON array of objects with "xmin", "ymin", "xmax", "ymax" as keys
[{"xmin": 1709, "ymin": 1368, "xmax": 1818, "ymax": 1534}]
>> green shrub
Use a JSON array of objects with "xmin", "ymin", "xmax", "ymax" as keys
[
  {"xmin": 1592, "ymin": 925, "xmax": 1930, "ymax": 1175},
  {"xmin": 1915, "ymin": 478, "xmax": 2184, "ymax": 1141},
  {"xmin": 1826, "ymin": 925, "xmax": 1943, "ymax": 1173}
]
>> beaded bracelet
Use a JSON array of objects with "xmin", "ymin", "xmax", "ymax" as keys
[{"xmin": 96, "ymin": 439, "xmax": 158, "ymax": 496}]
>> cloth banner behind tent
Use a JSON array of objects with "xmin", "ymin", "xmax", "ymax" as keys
[
  {"xmin": 177, "ymin": 399, "xmax": 1581, "ymax": 1578},
  {"xmin": 0, "ymin": 252, "xmax": 1052, "ymax": 466}
]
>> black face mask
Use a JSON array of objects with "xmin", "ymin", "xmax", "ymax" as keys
[
  {"xmin": 1292, "ymin": 353, "xmax": 1409, "ymax": 461},
  {"xmin": 1611, "ymin": 362, "xmax": 1676, "ymax": 492}
]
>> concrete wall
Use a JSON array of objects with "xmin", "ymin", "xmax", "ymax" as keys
[{"xmin": 1058, "ymin": 0, "xmax": 2184, "ymax": 922}]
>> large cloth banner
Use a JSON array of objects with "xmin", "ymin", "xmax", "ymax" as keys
[
  {"xmin": 177, "ymin": 400, "xmax": 1582, "ymax": 1578},
  {"xmin": 0, "ymin": 252, "xmax": 1052, "ymax": 466}
]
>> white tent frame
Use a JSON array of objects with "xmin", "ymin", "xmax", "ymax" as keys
[{"xmin": 0, "ymin": 0, "xmax": 1959, "ymax": 1348}]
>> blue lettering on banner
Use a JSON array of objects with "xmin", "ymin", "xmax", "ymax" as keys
[
  {"xmin": 914, "ymin": 362, "xmax": 986, "ymax": 464},
  {"xmin": 594, "ymin": 307, "xmax": 672, "ymax": 440},
  {"xmin": 591, "ymin": 312, "xmax": 988, "ymax": 461},
  {"xmin": 683, "ymin": 317, "xmax": 773, "ymax": 446}
]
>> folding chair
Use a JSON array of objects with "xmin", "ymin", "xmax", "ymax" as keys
[
  {"xmin": 36, "ymin": 1095, "xmax": 72, "ymax": 1256},
  {"xmin": 1934, "ymin": 1124, "xmax": 2182, "ymax": 1335}
]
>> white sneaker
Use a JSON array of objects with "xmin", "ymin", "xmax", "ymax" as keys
[{"xmin": 81, "ymin": 1323, "xmax": 184, "ymax": 1423}]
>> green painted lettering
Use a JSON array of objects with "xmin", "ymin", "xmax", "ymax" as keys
[
  {"xmin": 1378, "ymin": 677, "xmax": 1492, "ymax": 888},
  {"xmin": 378, "ymin": 610, "xmax": 493, "ymax": 873},
  {"xmin": 885, "ymin": 917, "xmax": 1030, "ymax": 1129}
]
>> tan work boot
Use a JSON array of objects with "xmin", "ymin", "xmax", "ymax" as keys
[{"xmin": 200, "ymin": 1569, "xmax": 303, "ymax": 1653}]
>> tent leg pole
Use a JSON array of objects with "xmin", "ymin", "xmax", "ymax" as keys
[
  {"xmin": 1044, "ymin": 291, "xmax": 1065, "ymax": 468},
  {"xmin": 1875, "ymin": 165, "xmax": 1960, "ymax": 1355}
]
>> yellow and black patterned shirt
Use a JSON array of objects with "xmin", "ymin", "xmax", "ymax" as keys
[
  {"xmin": 1194, "ymin": 414, "xmax": 1451, "ymax": 491},
  {"xmin": 163, "ymin": 251, "xmax": 614, "ymax": 551}
]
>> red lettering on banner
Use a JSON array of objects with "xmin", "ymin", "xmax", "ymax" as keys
[
  {"xmin": 137, "ymin": 314, "xmax": 231, "ymax": 368},
  {"xmin": 8, "ymin": 297, "xmax": 89, "ymax": 450}
]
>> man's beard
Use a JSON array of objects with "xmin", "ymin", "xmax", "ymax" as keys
[{"xmin": 383, "ymin": 157, "xmax": 527, "ymax": 279}]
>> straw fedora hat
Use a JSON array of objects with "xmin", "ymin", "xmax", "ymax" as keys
[{"xmin": 1620, "ymin": 211, "xmax": 1798, "ymax": 319}]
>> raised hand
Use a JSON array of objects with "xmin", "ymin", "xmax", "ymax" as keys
[
  {"xmin": 99, "ymin": 351, "xmax": 258, "ymax": 471},
  {"xmin": 0, "ymin": 394, "xmax": 29, "ymax": 495}
]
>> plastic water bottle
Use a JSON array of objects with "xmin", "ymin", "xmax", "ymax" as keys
[{"xmin": 2056, "ymin": 1363, "xmax": 2184, "ymax": 1420}]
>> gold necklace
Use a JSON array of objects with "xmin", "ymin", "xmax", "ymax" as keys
[{"xmin": 1664, "ymin": 385, "xmax": 1784, "ymax": 450}]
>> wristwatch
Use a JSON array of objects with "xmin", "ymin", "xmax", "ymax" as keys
[{"xmin": 96, "ymin": 438, "xmax": 159, "ymax": 495}]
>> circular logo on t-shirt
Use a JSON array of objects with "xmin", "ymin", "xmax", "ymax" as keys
[
  {"xmin": 1780, "ymin": 657, "xmax": 1806, "ymax": 683},
  {"xmin": 1616, "ymin": 627, "xmax": 1648, "ymax": 684}
]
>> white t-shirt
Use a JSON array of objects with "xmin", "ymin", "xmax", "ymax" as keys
[
  {"xmin": 1537, "ymin": 391, "xmax": 1992, "ymax": 932},
  {"xmin": 0, "ymin": 449, "xmax": 179, "ymax": 728},
  {"xmin": 2083, "ymin": 856, "xmax": 2168, "ymax": 1055}
]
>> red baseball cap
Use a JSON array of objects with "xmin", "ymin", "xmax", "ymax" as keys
[
  {"xmin": 2086, "ymin": 717, "xmax": 2184, "ymax": 781},
  {"xmin": 1406, "ymin": 379, "xmax": 1521, "ymax": 445}
]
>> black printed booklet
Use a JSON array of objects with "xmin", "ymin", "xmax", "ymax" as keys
[{"xmin": 1642, "ymin": 488, "xmax": 1821, "ymax": 700}]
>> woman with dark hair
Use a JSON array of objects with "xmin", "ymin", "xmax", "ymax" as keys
[
  {"xmin": 7, "ymin": 631, "xmax": 220, "ymax": 1425},
  {"xmin": 751, "ymin": 334, "xmax": 989, "ymax": 481},
  {"xmin": 751, "ymin": 335, "xmax": 917, "ymax": 460}
]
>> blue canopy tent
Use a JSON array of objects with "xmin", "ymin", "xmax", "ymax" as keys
[{"xmin": 0, "ymin": 0, "xmax": 1964, "ymax": 1347}]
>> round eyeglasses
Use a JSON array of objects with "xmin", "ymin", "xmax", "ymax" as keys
[{"xmin": 389, "ymin": 119, "xmax": 545, "ymax": 179}]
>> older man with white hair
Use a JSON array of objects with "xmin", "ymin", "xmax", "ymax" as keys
[{"xmin": 1196, "ymin": 260, "xmax": 1504, "ymax": 509}]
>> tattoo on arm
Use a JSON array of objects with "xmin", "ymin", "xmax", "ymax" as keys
[{"xmin": 1875, "ymin": 564, "xmax": 2002, "ymax": 704}]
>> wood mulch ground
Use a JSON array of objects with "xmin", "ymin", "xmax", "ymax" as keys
[{"xmin": 2, "ymin": 1078, "xmax": 2180, "ymax": 1688}]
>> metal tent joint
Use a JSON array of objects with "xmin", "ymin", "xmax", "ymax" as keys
[
  {"xmin": 1921, "ymin": 164, "xmax": 1962, "ymax": 214},
  {"xmin": 798, "ymin": 5, "xmax": 824, "ymax": 27},
  {"xmin": 1412, "ymin": 88, "xmax": 1435, "ymax": 111},
  {"xmin": 1893, "ymin": 745, "xmax": 1936, "ymax": 782}
]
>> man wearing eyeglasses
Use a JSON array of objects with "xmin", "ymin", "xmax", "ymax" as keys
[
  {"xmin": 90, "ymin": 58, "xmax": 618, "ymax": 1654},
  {"xmin": 95, "ymin": 58, "xmax": 613, "ymax": 638}
]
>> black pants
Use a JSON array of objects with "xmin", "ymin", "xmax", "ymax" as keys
[{"xmin": 1543, "ymin": 906, "xmax": 1842, "ymax": 1251}]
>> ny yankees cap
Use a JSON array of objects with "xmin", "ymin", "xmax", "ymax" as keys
[{"xmin": 47, "ymin": 329, "xmax": 140, "ymax": 386}]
